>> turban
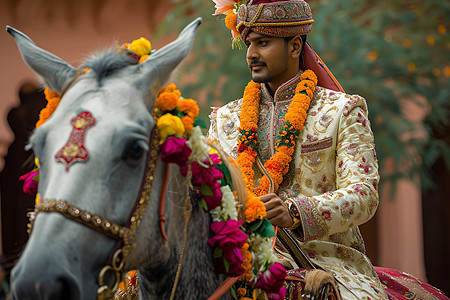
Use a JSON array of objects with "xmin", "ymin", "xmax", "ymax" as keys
[{"xmin": 236, "ymin": 0, "xmax": 314, "ymax": 41}]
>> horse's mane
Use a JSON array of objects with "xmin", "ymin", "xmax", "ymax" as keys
[
  {"xmin": 208, "ymin": 142, "xmax": 248, "ymax": 220},
  {"xmin": 82, "ymin": 50, "xmax": 136, "ymax": 86}
]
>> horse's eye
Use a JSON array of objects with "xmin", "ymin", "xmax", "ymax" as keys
[{"xmin": 123, "ymin": 141, "xmax": 146, "ymax": 163}]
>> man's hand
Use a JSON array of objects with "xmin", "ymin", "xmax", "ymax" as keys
[{"xmin": 259, "ymin": 193, "xmax": 293, "ymax": 228}]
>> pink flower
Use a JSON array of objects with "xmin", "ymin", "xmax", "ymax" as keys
[
  {"xmin": 19, "ymin": 169, "xmax": 39, "ymax": 195},
  {"xmin": 181, "ymin": 154, "xmax": 223, "ymax": 186},
  {"xmin": 202, "ymin": 182, "xmax": 223, "ymax": 211},
  {"xmin": 208, "ymin": 219, "xmax": 247, "ymax": 276},
  {"xmin": 160, "ymin": 136, "xmax": 192, "ymax": 166},
  {"xmin": 255, "ymin": 263, "xmax": 287, "ymax": 298},
  {"xmin": 212, "ymin": 0, "xmax": 236, "ymax": 15},
  {"xmin": 266, "ymin": 287, "xmax": 287, "ymax": 300}
]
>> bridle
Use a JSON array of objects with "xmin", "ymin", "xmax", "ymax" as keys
[{"xmin": 30, "ymin": 127, "xmax": 160, "ymax": 299}]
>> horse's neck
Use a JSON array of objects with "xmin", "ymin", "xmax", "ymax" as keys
[{"xmin": 138, "ymin": 170, "xmax": 228, "ymax": 299}]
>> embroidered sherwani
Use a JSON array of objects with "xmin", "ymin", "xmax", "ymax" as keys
[{"xmin": 207, "ymin": 72, "xmax": 387, "ymax": 299}]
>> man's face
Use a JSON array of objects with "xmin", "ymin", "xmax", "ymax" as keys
[{"xmin": 245, "ymin": 32, "xmax": 294, "ymax": 92}]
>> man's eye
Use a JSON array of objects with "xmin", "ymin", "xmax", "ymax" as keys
[{"xmin": 259, "ymin": 40, "xmax": 268, "ymax": 46}]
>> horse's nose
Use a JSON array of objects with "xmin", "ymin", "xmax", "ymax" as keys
[{"xmin": 10, "ymin": 260, "xmax": 81, "ymax": 300}]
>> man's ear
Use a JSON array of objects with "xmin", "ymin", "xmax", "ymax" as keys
[{"xmin": 290, "ymin": 36, "xmax": 303, "ymax": 59}]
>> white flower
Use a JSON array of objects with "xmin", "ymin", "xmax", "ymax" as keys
[
  {"xmin": 187, "ymin": 126, "xmax": 210, "ymax": 163},
  {"xmin": 248, "ymin": 234, "xmax": 277, "ymax": 271},
  {"xmin": 210, "ymin": 185, "xmax": 238, "ymax": 222}
]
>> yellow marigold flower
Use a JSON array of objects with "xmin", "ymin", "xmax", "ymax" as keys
[
  {"xmin": 157, "ymin": 114, "xmax": 185, "ymax": 143},
  {"xmin": 438, "ymin": 25, "xmax": 446, "ymax": 34},
  {"xmin": 129, "ymin": 37, "xmax": 152, "ymax": 57},
  {"xmin": 427, "ymin": 36, "xmax": 435, "ymax": 46},
  {"xmin": 35, "ymin": 193, "xmax": 40, "ymax": 206}
]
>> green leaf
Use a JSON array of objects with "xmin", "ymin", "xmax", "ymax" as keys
[
  {"xmin": 215, "ymin": 162, "xmax": 233, "ymax": 188},
  {"xmin": 249, "ymin": 219, "xmax": 264, "ymax": 232},
  {"xmin": 198, "ymin": 198, "xmax": 208, "ymax": 211},
  {"xmin": 223, "ymin": 257, "xmax": 230, "ymax": 273},
  {"xmin": 213, "ymin": 247, "xmax": 223, "ymax": 258},
  {"xmin": 231, "ymin": 286, "xmax": 237, "ymax": 300},
  {"xmin": 253, "ymin": 218, "xmax": 276, "ymax": 238},
  {"xmin": 201, "ymin": 183, "xmax": 213, "ymax": 196},
  {"xmin": 194, "ymin": 117, "xmax": 207, "ymax": 129}
]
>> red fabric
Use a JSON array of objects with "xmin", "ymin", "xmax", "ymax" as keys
[
  {"xmin": 374, "ymin": 267, "xmax": 449, "ymax": 300},
  {"xmin": 301, "ymin": 42, "xmax": 344, "ymax": 93}
]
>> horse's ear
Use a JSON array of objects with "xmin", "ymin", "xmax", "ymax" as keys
[
  {"xmin": 7, "ymin": 26, "xmax": 77, "ymax": 93},
  {"xmin": 132, "ymin": 18, "xmax": 202, "ymax": 109}
]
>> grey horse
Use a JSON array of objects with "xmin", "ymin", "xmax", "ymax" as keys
[{"xmin": 7, "ymin": 18, "xmax": 235, "ymax": 299}]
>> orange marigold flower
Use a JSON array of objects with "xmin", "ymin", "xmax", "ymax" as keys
[
  {"xmin": 300, "ymin": 69, "xmax": 318, "ymax": 85},
  {"xmin": 156, "ymin": 91, "xmax": 179, "ymax": 112},
  {"xmin": 240, "ymin": 122, "xmax": 257, "ymax": 131},
  {"xmin": 158, "ymin": 83, "xmax": 178, "ymax": 95},
  {"xmin": 181, "ymin": 116, "xmax": 194, "ymax": 134},
  {"xmin": 237, "ymin": 287, "xmax": 247, "ymax": 297},
  {"xmin": 178, "ymin": 98, "xmax": 199, "ymax": 118},
  {"xmin": 36, "ymin": 88, "xmax": 62, "ymax": 128},
  {"xmin": 225, "ymin": 12, "xmax": 240, "ymax": 37},
  {"xmin": 244, "ymin": 195, "xmax": 267, "ymax": 222},
  {"xmin": 240, "ymin": 243, "xmax": 252, "ymax": 282}
]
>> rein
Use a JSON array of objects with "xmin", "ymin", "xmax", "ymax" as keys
[{"xmin": 30, "ymin": 128, "xmax": 160, "ymax": 299}]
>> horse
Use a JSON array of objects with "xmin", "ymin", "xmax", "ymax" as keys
[{"xmin": 6, "ymin": 18, "xmax": 249, "ymax": 299}]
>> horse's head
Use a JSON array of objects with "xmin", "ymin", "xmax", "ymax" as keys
[{"xmin": 7, "ymin": 18, "xmax": 201, "ymax": 299}]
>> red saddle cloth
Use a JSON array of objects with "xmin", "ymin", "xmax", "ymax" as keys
[{"xmin": 283, "ymin": 267, "xmax": 449, "ymax": 300}]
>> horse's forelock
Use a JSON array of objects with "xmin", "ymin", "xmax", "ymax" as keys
[{"xmin": 82, "ymin": 50, "xmax": 136, "ymax": 86}]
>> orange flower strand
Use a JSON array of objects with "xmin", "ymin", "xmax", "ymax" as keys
[
  {"xmin": 240, "ymin": 243, "xmax": 252, "ymax": 281},
  {"xmin": 36, "ymin": 88, "xmax": 62, "ymax": 128},
  {"xmin": 237, "ymin": 71, "xmax": 317, "ymax": 197}
]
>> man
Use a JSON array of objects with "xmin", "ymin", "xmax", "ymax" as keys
[{"xmin": 208, "ymin": 0, "xmax": 384, "ymax": 298}]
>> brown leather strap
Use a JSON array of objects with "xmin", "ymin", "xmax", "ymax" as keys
[
  {"xmin": 159, "ymin": 163, "xmax": 170, "ymax": 245},
  {"xmin": 207, "ymin": 277, "xmax": 239, "ymax": 300}
]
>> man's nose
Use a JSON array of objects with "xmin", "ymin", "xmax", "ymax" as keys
[{"xmin": 246, "ymin": 44, "xmax": 259, "ymax": 62}]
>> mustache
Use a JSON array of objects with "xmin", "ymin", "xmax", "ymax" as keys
[{"xmin": 249, "ymin": 60, "xmax": 267, "ymax": 69}]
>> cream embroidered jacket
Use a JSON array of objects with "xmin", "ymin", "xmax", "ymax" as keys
[{"xmin": 207, "ymin": 72, "xmax": 388, "ymax": 299}]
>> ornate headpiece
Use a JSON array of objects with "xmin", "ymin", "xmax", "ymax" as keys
[
  {"xmin": 236, "ymin": 0, "xmax": 314, "ymax": 41},
  {"xmin": 212, "ymin": 0, "xmax": 313, "ymax": 46}
]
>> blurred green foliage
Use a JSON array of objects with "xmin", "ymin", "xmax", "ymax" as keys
[{"xmin": 156, "ymin": 0, "xmax": 450, "ymax": 192}]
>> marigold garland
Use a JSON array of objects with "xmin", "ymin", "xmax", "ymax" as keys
[
  {"xmin": 35, "ymin": 88, "xmax": 61, "ymax": 128},
  {"xmin": 237, "ymin": 70, "xmax": 318, "ymax": 198}
]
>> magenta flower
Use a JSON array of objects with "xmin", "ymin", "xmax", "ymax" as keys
[
  {"xmin": 180, "ymin": 153, "xmax": 223, "ymax": 186},
  {"xmin": 19, "ymin": 169, "xmax": 39, "ymax": 195},
  {"xmin": 208, "ymin": 219, "xmax": 247, "ymax": 276},
  {"xmin": 255, "ymin": 262, "xmax": 287, "ymax": 298},
  {"xmin": 203, "ymin": 182, "xmax": 223, "ymax": 211},
  {"xmin": 160, "ymin": 136, "xmax": 192, "ymax": 166}
]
